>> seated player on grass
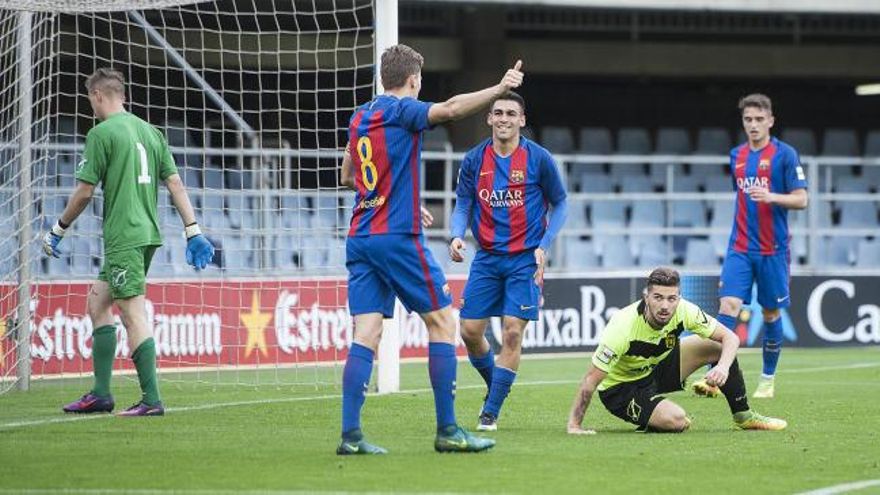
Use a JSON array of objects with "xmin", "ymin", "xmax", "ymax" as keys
[{"xmin": 566, "ymin": 267, "xmax": 787, "ymax": 434}]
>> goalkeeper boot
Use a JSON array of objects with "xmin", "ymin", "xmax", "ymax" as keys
[
  {"xmin": 336, "ymin": 429, "xmax": 387, "ymax": 455},
  {"xmin": 752, "ymin": 376, "xmax": 775, "ymax": 399},
  {"xmin": 62, "ymin": 392, "xmax": 115, "ymax": 414},
  {"xmin": 692, "ymin": 378, "xmax": 720, "ymax": 398},
  {"xmin": 476, "ymin": 411, "xmax": 497, "ymax": 432},
  {"xmin": 733, "ymin": 410, "xmax": 787, "ymax": 431},
  {"xmin": 117, "ymin": 400, "xmax": 165, "ymax": 417},
  {"xmin": 435, "ymin": 424, "xmax": 495, "ymax": 453}
]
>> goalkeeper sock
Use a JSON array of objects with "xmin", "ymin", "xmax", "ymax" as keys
[
  {"xmin": 762, "ymin": 318, "xmax": 783, "ymax": 377},
  {"xmin": 341, "ymin": 343, "xmax": 373, "ymax": 437},
  {"xmin": 428, "ymin": 342, "xmax": 457, "ymax": 430},
  {"xmin": 132, "ymin": 338, "xmax": 161, "ymax": 406},
  {"xmin": 718, "ymin": 357, "xmax": 749, "ymax": 414},
  {"xmin": 483, "ymin": 366, "xmax": 516, "ymax": 418},
  {"xmin": 467, "ymin": 347, "xmax": 494, "ymax": 390},
  {"xmin": 90, "ymin": 325, "xmax": 116, "ymax": 398}
]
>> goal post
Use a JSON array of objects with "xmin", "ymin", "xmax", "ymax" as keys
[{"xmin": 0, "ymin": 0, "xmax": 404, "ymax": 395}]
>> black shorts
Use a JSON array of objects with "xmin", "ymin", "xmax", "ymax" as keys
[{"xmin": 598, "ymin": 343, "xmax": 684, "ymax": 429}]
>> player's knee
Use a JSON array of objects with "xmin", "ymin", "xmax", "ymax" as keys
[
  {"xmin": 422, "ymin": 307, "xmax": 456, "ymax": 342},
  {"xmin": 501, "ymin": 327, "xmax": 523, "ymax": 350},
  {"xmin": 718, "ymin": 297, "xmax": 741, "ymax": 317},
  {"xmin": 459, "ymin": 320, "xmax": 485, "ymax": 343},
  {"xmin": 762, "ymin": 308, "xmax": 781, "ymax": 321}
]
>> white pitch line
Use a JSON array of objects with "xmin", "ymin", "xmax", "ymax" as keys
[
  {"xmin": 0, "ymin": 380, "xmax": 574, "ymax": 431},
  {"xmin": 794, "ymin": 479, "xmax": 880, "ymax": 495},
  {"xmin": 0, "ymin": 490, "xmax": 471, "ymax": 495},
  {"xmin": 1, "ymin": 360, "xmax": 876, "ymax": 432}
]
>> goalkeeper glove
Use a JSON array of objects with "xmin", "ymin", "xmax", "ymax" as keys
[
  {"xmin": 184, "ymin": 223, "xmax": 214, "ymax": 271},
  {"xmin": 42, "ymin": 220, "xmax": 67, "ymax": 258}
]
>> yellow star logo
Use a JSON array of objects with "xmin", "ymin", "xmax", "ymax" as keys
[{"xmin": 240, "ymin": 291, "xmax": 271, "ymax": 358}]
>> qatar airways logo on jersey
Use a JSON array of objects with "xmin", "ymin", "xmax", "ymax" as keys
[
  {"xmin": 478, "ymin": 188, "xmax": 524, "ymax": 208},
  {"xmin": 736, "ymin": 176, "xmax": 769, "ymax": 191}
]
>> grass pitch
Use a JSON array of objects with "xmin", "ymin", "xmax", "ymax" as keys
[{"xmin": 1, "ymin": 347, "xmax": 879, "ymax": 494}]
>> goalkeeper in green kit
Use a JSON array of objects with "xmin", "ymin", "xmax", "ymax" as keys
[{"xmin": 43, "ymin": 68, "xmax": 214, "ymax": 416}]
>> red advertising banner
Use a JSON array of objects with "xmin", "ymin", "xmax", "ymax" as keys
[{"xmin": 0, "ymin": 279, "xmax": 468, "ymax": 377}]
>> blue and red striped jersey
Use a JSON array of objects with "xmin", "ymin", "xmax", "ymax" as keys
[
  {"xmin": 726, "ymin": 137, "xmax": 808, "ymax": 255},
  {"xmin": 455, "ymin": 137, "xmax": 567, "ymax": 254},
  {"xmin": 347, "ymin": 95, "xmax": 432, "ymax": 237}
]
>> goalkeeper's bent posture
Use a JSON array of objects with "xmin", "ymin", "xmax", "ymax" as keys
[
  {"xmin": 43, "ymin": 68, "xmax": 214, "ymax": 417},
  {"xmin": 567, "ymin": 267, "xmax": 787, "ymax": 434}
]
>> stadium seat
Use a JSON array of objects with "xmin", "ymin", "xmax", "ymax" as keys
[
  {"xmin": 781, "ymin": 128, "xmax": 817, "ymax": 156},
  {"xmin": 630, "ymin": 200, "xmax": 665, "ymax": 227},
  {"xmin": 821, "ymin": 128, "xmax": 859, "ymax": 157},
  {"xmin": 685, "ymin": 239, "xmax": 718, "ymax": 267},
  {"xmin": 838, "ymin": 201, "xmax": 878, "ymax": 227},
  {"xmin": 695, "ymin": 127, "xmax": 732, "ymax": 155},
  {"xmin": 856, "ymin": 239, "xmax": 880, "ymax": 267},
  {"xmin": 634, "ymin": 236, "xmax": 671, "ymax": 267},
  {"xmin": 864, "ymin": 129, "xmax": 880, "ymax": 157},
  {"xmin": 180, "ymin": 166, "xmax": 202, "ymax": 188},
  {"xmin": 541, "ymin": 126, "xmax": 575, "ymax": 154},
  {"xmin": 567, "ymin": 198, "xmax": 589, "ymax": 229},
  {"xmin": 325, "ymin": 237, "xmax": 347, "ymax": 271},
  {"xmin": 648, "ymin": 162, "xmax": 686, "ymax": 189},
  {"xmin": 834, "ymin": 175, "xmax": 868, "ymax": 193},
  {"xmin": 709, "ymin": 199, "xmax": 734, "ymax": 256},
  {"xmin": 70, "ymin": 238, "xmax": 94, "ymax": 275},
  {"xmin": 600, "ymin": 236, "xmax": 634, "ymax": 268},
  {"xmin": 619, "ymin": 175, "xmax": 653, "ymax": 193},
  {"xmin": 578, "ymin": 173, "xmax": 614, "ymax": 193},
  {"xmin": 57, "ymin": 157, "xmax": 76, "ymax": 188},
  {"xmin": 564, "ymin": 237, "xmax": 598, "ymax": 269},
  {"xmin": 424, "ymin": 126, "xmax": 452, "ymax": 151},
  {"xmin": 656, "ymin": 127, "xmax": 692, "ymax": 155},
  {"xmin": 590, "ymin": 201, "xmax": 627, "ymax": 227},
  {"xmin": 578, "ymin": 127, "xmax": 613, "ymax": 155},
  {"xmin": 608, "ymin": 162, "xmax": 646, "ymax": 182},
  {"xmin": 616, "ymin": 127, "xmax": 652, "ymax": 154},
  {"xmin": 203, "ymin": 167, "xmax": 224, "ymax": 190},
  {"xmin": 200, "ymin": 192, "xmax": 224, "ymax": 212},
  {"xmin": 817, "ymin": 236, "xmax": 857, "ymax": 266}
]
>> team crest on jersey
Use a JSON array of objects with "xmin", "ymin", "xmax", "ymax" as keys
[
  {"xmin": 759, "ymin": 159, "xmax": 770, "ymax": 170},
  {"xmin": 664, "ymin": 333, "xmax": 676, "ymax": 348},
  {"xmin": 510, "ymin": 170, "xmax": 525, "ymax": 184}
]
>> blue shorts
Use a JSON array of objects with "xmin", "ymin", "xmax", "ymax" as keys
[
  {"xmin": 719, "ymin": 250, "xmax": 791, "ymax": 309},
  {"xmin": 346, "ymin": 234, "xmax": 452, "ymax": 317},
  {"xmin": 460, "ymin": 249, "xmax": 542, "ymax": 321}
]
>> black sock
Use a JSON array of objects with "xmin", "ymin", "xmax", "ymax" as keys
[{"xmin": 719, "ymin": 358, "xmax": 750, "ymax": 414}]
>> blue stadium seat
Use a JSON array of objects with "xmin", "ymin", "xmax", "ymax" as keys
[
  {"xmin": 834, "ymin": 175, "xmax": 867, "ymax": 193},
  {"xmin": 635, "ymin": 236, "xmax": 671, "ymax": 267},
  {"xmin": 567, "ymin": 198, "xmax": 589, "ymax": 229},
  {"xmin": 58, "ymin": 157, "xmax": 76, "ymax": 188},
  {"xmin": 201, "ymin": 192, "xmax": 224, "ymax": 212},
  {"xmin": 608, "ymin": 162, "xmax": 646, "ymax": 182},
  {"xmin": 326, "ymin": 237, "xmax": 347, "ymax": 271},
  {"xmin": 685, "ymin": 239, "xmax": 718, "ymax": 267},
  {"xmin": 203, "ymin": 167, "xmax": 224, "ymax": 190},
  {"xmin": 695, "ymin": 127, "xmax": 732, "ymax": 155},
  {"xmin": 709, "ymin": 200, "xmax": 734, "ymax": 256},
  {"xmin": 655, "ymin": 127, "xmax": 692, "ymax": 155},
  {"xmin": 600, "ymin": 236, "xmax": 634, "ymax": 268},
  {"xmin": 70, "ymin": 238, "xmax": 95, "ymax": 275},
  {"xmin": 590, "ymin": 201, "xmax": 627, "ymax": 228},
  {"xmin": 648, "ymin": 162, "xmax": 686, "ymax": 188},
  {"xmin": 301, "ymin": 237, "xmax": 331, "ymax": 270},
  {"xmin": 838, "ymin": 201, "xmax": 878, "ymax": 227},
  {"xmin": 864, "ymin": 129, "xmax": 880, "ymax": 157},
  {"xmin": 781, "ymin": 128, "xmax": 817, "ymax": 156},
  {"xmin": 619, "ymin": 175, "xmax": 653, "ymax": 193},
  {"xmin": 180, "ymin": 166, "xmax": 202, "ymax": 188},
  {"xmin": 616, "ymin": 128, "xmax": 651, "ymax": 154},
  {"xmin": 821, "ymin": 128, "xmax": 859, "ymax": 157},
  {"xmin": 578, "ymin": 173, "xmax": 614, "ymax": 193},
  {"xmin": 856, "ymin": 239, "xmax": 880, "ymax": 267},
  {"xmin": 817, "ymin": 236, "xmax": 857, "ymax": 266},
  {"xmin": 630, "ymin": 200, "xmax": 665, "ymax": 227},
  {"xmin": 702, "ymin": 173, "xmax": 733, "ymax": 193},
  {"xmin": 424, "ymin": 126, "xmax": 452, "ymax": 151},
  {"xmin": 541, "ymin": 126, "xmax": 575, "ymax": 154},
  {"xmin": 861, "ymin": 164, "xmax": 880, "ymax": 189},
  {"xmin": 564, "ymin": 237, "xmax": 598, "ymax": 269},
  {"xmin": 273, "ymin": 233, "xmax": 302, "ymax": 269},
  {"xmin": 578, "ymin": 127, "xmax": 613, "ymax": 155},
  {"xmin": 671, "ymin": 201, "xmax": 707, "ymax": 228}
]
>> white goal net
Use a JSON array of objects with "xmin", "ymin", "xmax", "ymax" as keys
[{"xmin": 0, "ymin": 0, "xmax": 374, "ymax": 394}]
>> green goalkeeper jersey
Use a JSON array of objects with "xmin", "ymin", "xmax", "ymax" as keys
[
  {"xmin": 75, "ymin": 111, "xmax": 178, "ymax": 254},
  {"xmin": 592, "ymin": 298, "xmax": 718, "ymax": 391}
]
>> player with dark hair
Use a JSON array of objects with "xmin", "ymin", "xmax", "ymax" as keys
[
  {"xmin": 693, "ymin": 93, "xmax": 808, "ymax": 400},
  {"xmin": 449, "ymin": 91, "xmax": 567, "ymax": 431},
  {"xmin": 337, "ymin": 44, "xmax": 524, "ymax": 454},
  {"xmin": 43, "ymin": 68, "xmax": 214, "ymax": 416},
  {"xmin": 566, "ymin": 267, "xmax": 787, "ymax": 434}
]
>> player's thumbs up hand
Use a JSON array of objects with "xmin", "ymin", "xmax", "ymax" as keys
[{"xmin": 500, "ymin": 59, "xmax": 524, "ymax": 91}]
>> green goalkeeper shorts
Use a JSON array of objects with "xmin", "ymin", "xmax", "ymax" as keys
[{"xmin": 98, "ymin": 245, "xmax": 158, "ymax": 300}]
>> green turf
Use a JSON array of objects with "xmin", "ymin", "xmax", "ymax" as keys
[{"xmin": 1, "ymin": 347, "xmax": 879, "ymax": 494}]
